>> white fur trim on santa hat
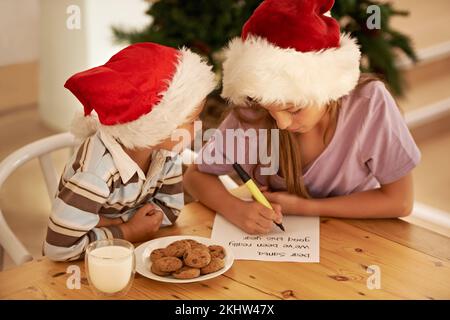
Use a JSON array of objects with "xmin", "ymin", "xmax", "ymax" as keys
[
  {"xmin": 221, "ymin": 34, "xmax": 361, "ymax": 107},
  {"xmin": 72, "ymin": 48, "xmax": 217, "ymax": 149},
  {"xmin": 70, "ymin": 111, "xmax": 99, "ymax": 143}
]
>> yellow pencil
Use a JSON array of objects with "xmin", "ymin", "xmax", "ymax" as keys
[{"xmin": 232, "ymin": 163, "xmax": 285, "ymax": 232}]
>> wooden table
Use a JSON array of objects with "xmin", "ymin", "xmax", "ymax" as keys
[{"xmin": 1, "ymin": 202, "xmax": 449, "ymax": 300}]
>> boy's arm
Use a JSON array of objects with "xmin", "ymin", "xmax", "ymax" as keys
[
  {"xmin": 43, "ymin": 171, "xmax": 123, "ymax": 262},
  {"xmin": 97, "ymin": 216, "xmax": 123, "ymax": 227},
  {"xmin": 150, "ymin": 157, "xmax": 184, "ymax": 226}
]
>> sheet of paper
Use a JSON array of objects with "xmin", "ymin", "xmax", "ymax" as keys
[{"xmin": 211, "ymin": 213, "xmax": 320, "ymax": 262}]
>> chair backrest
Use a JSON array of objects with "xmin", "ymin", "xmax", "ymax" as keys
[{"xmin": 0, "ymin": 132, "xmax": 77, "ymax": 269}]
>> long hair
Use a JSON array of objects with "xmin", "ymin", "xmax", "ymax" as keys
[{"xmin": 228, "ymin": 73, "xmax": 382, "ymax": 198}]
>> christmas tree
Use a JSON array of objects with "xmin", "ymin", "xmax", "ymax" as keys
[
  {"xmin": 332, "ymin": 0, "xmax": 417, "ymax": 95},
  {"xmin": 113, "ymin": 0, "xmax": 417, "ymax": 96},
  {"xmin": 113, "ymin": 0, "xmax": 263, "ymax": 72}
]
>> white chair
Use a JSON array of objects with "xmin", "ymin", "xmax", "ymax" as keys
[{"xmin": 0, "ymin": 132, "xmax": 76, "ymax": 270}]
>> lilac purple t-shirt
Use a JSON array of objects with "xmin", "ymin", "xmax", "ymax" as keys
[{"xmin": 197, "ymin": 81, "xmax": 421, "ymax": 198}]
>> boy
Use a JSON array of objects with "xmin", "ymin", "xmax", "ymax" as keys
[{"xmin": 44, "ymin": 43, "xmax": 216, "ymax": 261}]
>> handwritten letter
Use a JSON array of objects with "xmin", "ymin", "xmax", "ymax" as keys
[{"xmin": 211, "ymin": 214, "xmax": 320, "ymax": 262}]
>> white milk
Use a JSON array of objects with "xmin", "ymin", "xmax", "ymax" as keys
[{"xmin": 87, "ymin": 246, "xmax": 133, "ymax": 294}]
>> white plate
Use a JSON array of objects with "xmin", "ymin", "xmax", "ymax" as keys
[{"xmin": 135, "ymin": 235, "xmax": 235, "ymax": 283}]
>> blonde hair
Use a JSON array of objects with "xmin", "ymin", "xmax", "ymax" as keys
[{"xmin": 229, "ymin": 73, "xmax": 382, "ymax": 198}]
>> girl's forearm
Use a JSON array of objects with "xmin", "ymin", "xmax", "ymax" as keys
[
  {"xmin": 184, "ymin": 165, "xmax": 244, "ymax": 217},
  {"xmin": 308, "ymin": 188, "xmax": 412, "ymax": 218}
]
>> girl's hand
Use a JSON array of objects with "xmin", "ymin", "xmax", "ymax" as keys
[
  {"xmin": 261, "ymin": 189, "xmax": 313, "ymax": 216},
  {"xmin": 226, "ymin": 200, "xmax": 283, "ymax": 235},
  {"xmin": 120, "ymin": 203, "xmax": 164, "ymax": 243}
]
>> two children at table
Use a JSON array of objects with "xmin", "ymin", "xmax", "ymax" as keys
[{"xmin": 45, "ymin": 0, "xmax": 420, "ymax": 261}]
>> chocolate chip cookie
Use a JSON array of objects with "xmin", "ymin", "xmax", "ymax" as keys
[
  {"xmin": 153, "ymin": 256, "xmax": 183, "ymax": 273},
  {"xmin": 172, "ymin": 266, "xmax": 201, "ymax": 279},
  {"xmin": 200, "ymin": 257, "xmax": 225, "ymax": 275},
  {"xmin": 183, "ymin": 248, "xmax": 211, "ymax": 268},
  {"xmin": 164, "ymin": 240, "xmax": 191, "ymax": 258},
  {"xmin": 208, "ymin": 245, "xmax": 226, "ymax": 259}
]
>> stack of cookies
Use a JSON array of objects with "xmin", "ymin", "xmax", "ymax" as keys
[{"xmin": 149, "ymin": 239, "xmax": 226, "ymax": 279}]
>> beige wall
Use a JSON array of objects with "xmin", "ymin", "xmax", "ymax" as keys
[
  {"xmin": 0, "ymin": 0, "xmax": 150, "ymax": 117},
  {"xmin": 0, "ymin": 0, "xmax": 40, "ymax": 67},
  {"xmin": 38, "ymin": 0, "xmax": 150, "ymax": 130}
]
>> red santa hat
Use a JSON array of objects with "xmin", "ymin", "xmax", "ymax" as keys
[
  {"xmin": 221, "ymin": 0, "xmax": 361, "ymax": 108},
  {"xmin": 65, "ymin": 42, "xmax": 217, "ymax": 148}
]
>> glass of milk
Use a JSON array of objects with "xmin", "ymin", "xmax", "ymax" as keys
[{"xmin": 85, "ymin": 239, "xmax": 135, "ymax": 297}]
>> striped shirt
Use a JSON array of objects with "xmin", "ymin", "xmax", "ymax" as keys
[{"xmin": 43, "ymin": 130, "xmax": 183, "ymax": 261}]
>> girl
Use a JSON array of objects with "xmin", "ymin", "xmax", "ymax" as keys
[{"xmin": 184, "ymin": 0, "xmax": 421, "ymax": 235}]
